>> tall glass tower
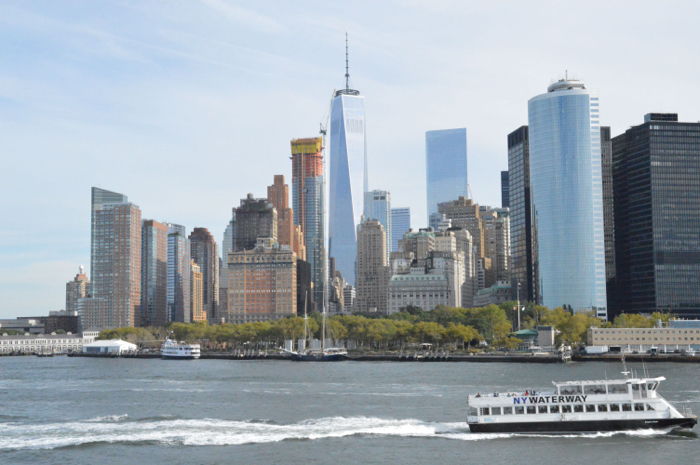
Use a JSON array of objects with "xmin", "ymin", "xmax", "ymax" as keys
[
  {"xmin": 425, "ymin": 128, "xmax": 468, "ymax": 223},
  {"xmin": 363, "ymin": 190, "xmax": 391, "ymax": 262},
  {"xmin": 528, "ymin": 79, "xmax": 607, "ymax": 317},
  {"xmin": 329, "ymin": 35, "xmax": 366, "ymax": 286}
]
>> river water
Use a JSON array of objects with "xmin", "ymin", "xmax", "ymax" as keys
[{"xmin": 1, "ymin": 357, "xmax": 698, "ymax": 464}]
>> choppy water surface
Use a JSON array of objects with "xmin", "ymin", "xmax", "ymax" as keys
[{"xmin": 1, "ymin": 357, "xmax": 698, "ymax": 464}]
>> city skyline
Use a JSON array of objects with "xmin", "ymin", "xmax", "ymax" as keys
[{"xmin": 3, "ymin": 1, "xmax": 700, "ymax": 317}]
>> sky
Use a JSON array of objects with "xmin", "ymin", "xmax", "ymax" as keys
[{"xmin": 1, "ymin": 0, "xmax": 700, "ymax": 318}]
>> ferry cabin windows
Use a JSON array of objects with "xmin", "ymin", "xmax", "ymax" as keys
[
  {"xmin": 538, "ymin": 405, "xmax": 548, "ymax": 414},
  {"xmin": 622, "ymin": 403, "xmax": 633, "ymax": 412},
  {"xmin": 610, "ymin": 404, "xmax": 621, "ymax": 411},
  {"xmin": 550, "ymin": 405, "xmax": 560, "ymax": 413},
  {"xmin": 584, "ymin": 385, "xmax": 606, "ymax": 395},
  {"xmin": 608, "ymin": 384, "xmax": 628, "ymax": 394},
  {"xmin": 492, "ymin": 407, "xmax": 502, "ymax": 415},
  {"xmin": 634, "ymin": 403, "xmax": 645, "ymax": 411},
  {"xmin": 527, "ymin": 406, "xmax": 536, "ymax": 414},
  {"xmin": 647, "ymin": 382, "xmax": 658, "ymax": 391},
  {"xmin": 598, "ymin": 404, "xmax": 608, "ymax": 412},
  {"xmin": 574, "ymin": 405, "xmax": 584, "ymax": 413},
  {"xmin": 646, "ymin": 404, "xmax": 655, "ymax": 411},
  {"xmin": 503, "ymin": 407, "xmax": 513, "ymax": 415},
  {"xmin": 480, "ymin": 407, "xmax": 490, "ymax": 415},
  {"xmin": 585, "ymin": 405, "xmax": 596, "ymax": 413},
  {"xmin": 559, "ymin": 385, "xmax": 583, "ymax": 395},
  {"xmin": 562, "ymin": 405, "xmax": 573, "ymax": 413},
  {"xmin": 515, "ymin": 406, "xmax": 525, "ymax": 414}
]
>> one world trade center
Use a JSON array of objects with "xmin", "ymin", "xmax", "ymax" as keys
[{"xmin": 329, "ymin": 34, "xmax": 366, "ymax": 286}]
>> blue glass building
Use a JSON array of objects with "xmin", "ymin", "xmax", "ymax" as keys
[
  {"xmin": 329, "ymin": 86, "xmax": 366, "ymax": 286},
  {"xmin": 425, "ymin": 128, "xmax": 468, "ymax": 223},
  {"xmin": 528, "ymin": 79, "xmax": 607, "ymax": 317},
  {"xmin": 390, "ymin": 207, "xmax": 410, "ymax": 252}
]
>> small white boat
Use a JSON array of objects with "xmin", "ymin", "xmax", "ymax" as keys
[{"xmin": 161, "ymin": 339, "xmax": 200, "ymax": 360}]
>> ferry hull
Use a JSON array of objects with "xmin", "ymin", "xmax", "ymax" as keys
[{"xmin": 468, "ymin": 417, "xmax": 697, "ymax": 433}]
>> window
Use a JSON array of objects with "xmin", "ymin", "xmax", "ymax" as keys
[
  {"xmin": 527, "ymin": 406, "xmax": 536, "ymax": 414},
  {"xmin": 634, "ymin": 403, "xmax": 645, "ymax": 411},
  {"xmin": 538, "ymin": 405, "xmax": 548, "ymax": 414},
  {"xmin": 585, "ymin": 405, "xmax": 596, "ymax": 413},
  {"xmin": 608, "ymin": 384, "xmax": 628, "ymax": 394},
  {"xmin": 562, "ymin": 405, "xmax": 572, "ymax": 413},
  {"xmin": 645, "ymin": 404, "xmax": 655, "ymax": 411},
  {"xmin": 610, "ymin": 404, "xmax": 620, "ymax": 412},
  {"xmin": 622, "ymin": 403, "xmax": 632, "ymax": 412},
  {"xmin": 560, "ymin": 385, "xmax": 582, "ymax": 395},
  {"xmin": 492, "ymin": 407, "xmax": 502, "ymax": 415},
  {"xmin": 503, "ymin": 407, "xmax": 513, "ymax": 415},
  {"xmin": 550, "ymin": 405, "xmax": 560, "ymax": 414},
  {"xmin": 598, "ymin": 404, "xmax": 608, "ymax": 412},
  {"xmin": 480, "ymin": 407, "xmax": 490, "ymax": 415},
  {"xmin": 584, "ymin": 385, "xmax": 607, "ymax": 395},
  {"xmin": 515, "ymin": 406, "xmax": 525, "ymax": 414},
  {"xmin": 574, "ymin": 405, "xmax": 584, "ymax": 413}
]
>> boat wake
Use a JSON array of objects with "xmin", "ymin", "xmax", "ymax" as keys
[{"xmin": 0, "ymin": 415, "xmax": 681, "ymax": 450}]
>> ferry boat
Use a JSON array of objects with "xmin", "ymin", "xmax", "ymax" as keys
[
  {"xmin": 467, "ymin": 362, "xmax": 696, "ymax": 433},
  {"xmin": 161, "ymin": 339, "xmax": 200, "ymax": 360}
]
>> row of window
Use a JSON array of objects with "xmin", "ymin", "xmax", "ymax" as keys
[{"xmin": 480, "ymin": 402, "xmax": 653, "ymax": 416}]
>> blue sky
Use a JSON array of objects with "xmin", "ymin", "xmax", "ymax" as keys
[{"xmin": 1, "ymin": 1, "xmax": 699, "ymax": 318}]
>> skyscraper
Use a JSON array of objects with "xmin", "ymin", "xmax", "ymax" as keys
[
  {"xmin": 612, "ymin": 113, "xmax": 700, "ymax": 318},
  {"xmin": 356, "ymin": 219, "xmax": 390, "ymax": 313},
  {"xmin": 232, "ymin": 194, "xmax": 277, "ymax": 252},
  {"xmin": 291, "ymin": 137, "xmax": 325, "ymax": 307},
  {"xmin": 90, "ymin": 187, "xmax": 128, "ymax": 293},
  {"xmin": 480, "ymin": 206, "xmax": 510, "ymax": 284},
  {"xmin": 507, "ymin": 126, "xmax": 539, "ymax": 304},
  {"xmin": 329, "ymin": 35, "xmax": 366, "ymax": 286},
  {"xmin": 79, "ymin": 199, "xmax": 141, "ymax": 329},
  {"xmin": 268, "ymin": 175, "xmax": 305, "ymax": 260},
  {"xmin": 141, "ymin": 220, "xmax": 168, "ymax": 327},
  {"xmin": 438, "ymin": 196, "xmax": 485, "ymax": 258},
  {"xmin": 390, "ymin": 207, "xmax": 410, "ymax": 252},
  {"xmin": 601, "ymin": 126, "xmax": 616, "ymax": 308},
  {"xmin": 501, "ymin": 171, "xmax": 510, "ymax": 208},
  {"xmin": 363, "ymin": 190, "xmax": 391, "ymax": 262},
  {"xmin": 425, "ymin": 128, "xmax": 468, "ymax": 223},
  {"xmin": 190, "ymin": 260, "xmax": 205, "ymax": 322},
  {"xmin": 189, "ymin": 227, "xmax": 219, "ymax": 323},
  {"xmin": 529, "ymin": 78, "xmax": 607, "ymax": 317},
  {"xmin": 166, "ymin": 223, "xmax": 190, "ymax": 323},
  {"xmin": 65, "ymin": 265, "xmax": 89, "ymax": 314}
]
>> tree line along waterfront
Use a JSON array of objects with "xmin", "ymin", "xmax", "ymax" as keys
[{"xmin": 97, "ymin": 303, "xmax": 676, "ymax": 351}]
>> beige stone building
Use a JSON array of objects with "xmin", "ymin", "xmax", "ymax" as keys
[
  {"xmin": 268, "ymin": 175, "xmax": 306, "ymax": 261},
  {"xmin": 66, "ymin": 265, "xmax": 89, "ymax": 314},
  {"xmin": 227, "ymin": 238, "xmax": 297, "ymax": 324},
  {"xmin": 190, "ymin": 260, "xmax": 205, "ymax": 322},
  {"xmin": 356, "ymin": 220, "xmax": 391, "ymax": 313},
  {"xmin": 587, "ymin": 324, "xmax": 700, "ymax": 351}
]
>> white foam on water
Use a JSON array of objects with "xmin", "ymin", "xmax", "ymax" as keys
[{"xmin": 0, "ymin": 416, "xmax": 676, "ymax": 450}]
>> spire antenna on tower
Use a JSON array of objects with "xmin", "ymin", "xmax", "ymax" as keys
[{"xmin": 345, "ymin": 31, "xmax": 350, "ymax": 91}]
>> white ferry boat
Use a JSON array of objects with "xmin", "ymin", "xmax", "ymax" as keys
[
  {"xmin": 161, "ymin": 339, "xmax": 200, "ymax": 360},
  {"xmin": 467, "ymin": 364, "xmax": 696, "ymax": 433}
]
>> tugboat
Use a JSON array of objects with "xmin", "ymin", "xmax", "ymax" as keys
[
  {"xmin": 161, "ymin": 338, "xmax": 200, "ymax": 360},
  {"xmin": 467, "ymin": 359, "xmax": 697, "ymax": 433}
]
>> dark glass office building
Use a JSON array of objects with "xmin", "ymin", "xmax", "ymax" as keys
[
  {"xmin": 611, "ymin": 113, "xmax": 700, "ymax": 318},
  {"xmin": 507, "ymin": 126, "xmax": 539, "ymax": 304},
  {"xmin": 501, "ymin": 171, "xmax": 510, "ymax": 208}
]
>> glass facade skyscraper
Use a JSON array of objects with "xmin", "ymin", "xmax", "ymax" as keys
[
  {"xmin": 329, "ymin": 87, "xmax": 366, "ymax": 286},
  {"xmin": 291, "ymin": 137, "xmax": 325, "ymax": 307},
  {"xmin": 390, "ymin": 207, "xmax": 410, "ymax": 252},
  {"xmin": 363, "ymin": 190, "xmax": 391, "ymax": 262},
  {"xmin": 528, "ymin": 79, "xmax": 607, "ymax": 317},
  {"xmin": 507, "ymin": 126, "xmax": 539, "ymax": 304},
  {"xmin": 425, "ymin": 128, "xmax": 468, "ymax": 223},
  {"xmin": 611, "ymin": 114, "xmax": 700, "ymax": 318},
  {"xmin": 500, "ymin": 171, "xmax": 510, "ymax": 208},
  {"xmin": 91, "ymin": 187, "xmax": 127, "ymax": 292}
]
